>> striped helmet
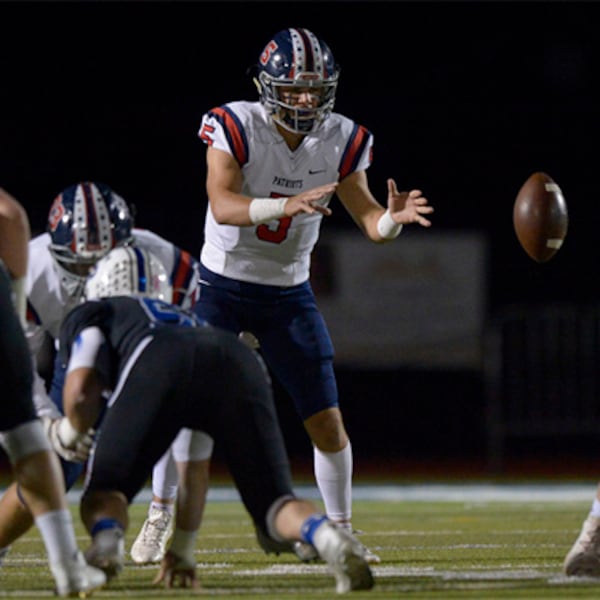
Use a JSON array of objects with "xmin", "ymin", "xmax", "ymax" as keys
[
  {"xmin": 48, "ymin": 181, "xmax": 133, "ymax": 273},
  {"xmin": 85, "ymin": 246, "xmax": 172, "ymax": 303},
  {"xmin": 255, "ymin": 28, "xmax": 340, "ymax": 134}
]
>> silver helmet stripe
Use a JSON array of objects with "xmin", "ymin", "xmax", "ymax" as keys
[
  {"xmin": 289, "ymin": 28, "xmax": 325, "ymax": 77},
  {"xmin": 72, "ymin": 182, "xmax": 112, "ymax": 256}
]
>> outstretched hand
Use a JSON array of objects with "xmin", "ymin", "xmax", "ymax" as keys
[
  {"xmin": 387, "ymin": 178, "xmax": 433, "ymax": 227},
  {"xmin": 153, "ymin": 551, "xmax": 199, "ymax": 590},
  {"xmin": 284, "ymin": 182, "xmax": 337, "ymax": 218}
]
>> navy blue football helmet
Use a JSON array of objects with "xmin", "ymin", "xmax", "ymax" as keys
[
  {"xmin": 47, "ymin": 181, "xmax": 134, "ymax": 286},
  {"xmin": 255, "ymin": 28, "xmax": 340, "ymax": 134}
]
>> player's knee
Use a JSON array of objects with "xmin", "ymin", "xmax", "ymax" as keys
[{"xmin": 304, "ymin": 408, "xmax": 348, "ymax": 451}]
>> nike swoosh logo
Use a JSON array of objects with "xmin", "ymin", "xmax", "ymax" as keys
[{"xmin": 309, "ymin": 168, "xmax": 327, "ymax": 175}]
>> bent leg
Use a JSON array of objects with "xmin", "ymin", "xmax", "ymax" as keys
[{"xmin": 0, "ymin": 483, "xmax": 34, "ymax": 549}]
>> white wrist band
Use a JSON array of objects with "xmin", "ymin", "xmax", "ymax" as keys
[
  {"xmin": 249, "ymin": 198, "xmax": 288, "ymax": 225},
  {"xmin": 377, "ymin": 209, "xmax": 403, "ymax": 239},
  {"xmin": 169, "ymin": 528, "xmax": 198, "ymax": 564}
]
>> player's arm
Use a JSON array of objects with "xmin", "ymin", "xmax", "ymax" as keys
[
  {"xmin": 337, "ymin": 171, "xmax": 433, "ymax": 243},
  {"xmin": 0, "ymin": 188, "xmax": 29, "ymax": 280},
  {"xmin": 48, "ymin": 326, "xmax": 108, "ymax": 462},
  {"xmin": 63, "ymin": 366, "xmax": 105, "ymax": 434},
  {"xmin": 62, "ymin": 325, "xmax": 109, "ymax": 432},
  {"xmin": 206, "ymin": 147, "xmax": 335, "ymax": 226},
  {"xmin": 0, "ymin": 189, "xmax": 30, "ymax": 323}
]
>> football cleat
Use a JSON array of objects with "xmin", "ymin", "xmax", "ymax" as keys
[
  {"xmin": 84, "ymin": 527, "xmax": 125, "ymax": 580},
  {"xmin": 360, "ymin": 542, "xmax": 381, "ymax": 565},
  {"xmin": 564, "ymin": 514, "xmax": 600, "ymax": 576},
  {"xmin": 294, "ymin": 534, "xmax": 381, "ymax": 564},
  {"xmin": 293, "ymin": 540, "xmax": 319, "ymax": 562},
  {"xmin": 51, "ymin": 550, "xmax": 107, "ymax": 597},
  {"xmin": 130, "ymin": 507, "xmax": 174, "ymax": 564},
  {"xmin": 312, "ymin": 521, "xmax": 374, "ymax": 593}
]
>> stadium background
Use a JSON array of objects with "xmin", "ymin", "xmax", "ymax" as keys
[{"xmin": 1, "ymin": 1, "xmax": 599, "ymax": 477}]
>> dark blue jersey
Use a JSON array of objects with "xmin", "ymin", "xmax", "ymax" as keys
[{"xmin": 58, "ymin": 296, "xmax": 207, "ymax": 385}]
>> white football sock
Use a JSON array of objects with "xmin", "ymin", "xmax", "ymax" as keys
[
  {"xmin": 151, "ymin": 447, "xmax": 178, "ymax": 503},
  {"xmin": 313, "ymin": 442, "xmax": 352, "ymax": 524},
  {"xmin": 35, "ymin": 509, "xmax": 78, "ymax": 563},
  {"xmin": 590, "ymin": 498, "xmax": 600, "ymax": 518}
]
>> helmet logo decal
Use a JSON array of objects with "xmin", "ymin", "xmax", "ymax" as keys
[
  {"xmin": 48, "ymin": 196, "xmax": 65, "ymax": 233},
  {"xmin": 260, "ymin": 41, "xmax": 278, "ymax": 66}
]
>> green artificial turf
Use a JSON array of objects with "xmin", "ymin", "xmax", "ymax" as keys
[{"xmin": 2, "ymin": 495, "xmax": 600, "ymax": 599}]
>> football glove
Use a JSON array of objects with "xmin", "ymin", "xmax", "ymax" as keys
[{"xmin": 42, "ymin": 416, "xmax": 95, "ymax": 463}]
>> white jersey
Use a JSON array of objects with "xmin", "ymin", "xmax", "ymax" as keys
[
  {"xmin": 198, "ymin": 101, "xmax": 373, "ymax": 286},
  {"xmin": 25, "ymin": 227, "xmax": 199, "ymax": 417}
]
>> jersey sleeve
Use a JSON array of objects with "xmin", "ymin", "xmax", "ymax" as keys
[
  {"xmin": 58, "ymin": 302, "xmax": 114, "ymax": 390},
  {"xmin": 66, "ymin": 326, "xmax": 107, "ymax": 373},
  {"xmin": 170, "ymin": 247, "xmax": 200, "ymax": 308},
  {"xmin": 197, "ymin": 105, "xmax": 249, "ymax": 167},
  {"xmin": 58, "ymin": 302, "xmax": 105, "ymax": 367},
  {"xmin": 338, "ymin": 123, "xmax": 373, "ymax": 180},
  {"xmin": 132, "ymin": 229, "xmax": 200, "ymax": 309}
]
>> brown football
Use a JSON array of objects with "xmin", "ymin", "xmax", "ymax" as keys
[{"xmin": 513, "ymin": 172, "xmax": 568, "ymax": 262}]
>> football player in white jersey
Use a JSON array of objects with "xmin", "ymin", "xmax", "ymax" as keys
[
  {"xmin": 0, "ymin": 181, "xmax": 208, "ymax": 569},
  {"xmin": 193, "ymin": 27, "xmax": 434, "ymax": 563},
  {"xmin": 0, "ymin": 187, "xmax": 106, "ymax": 596}
]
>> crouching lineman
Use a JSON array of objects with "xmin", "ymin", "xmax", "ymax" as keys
[
  {"xmin": 54, "ymin": 246, "xmax": 375, "ymax": 594},
  {"xmin": 0, "ymin": 180, "xmax": 205, "ymax": 568},
  {"xmin": 0, "ymin": 188, "xmax": 106, "ymax": 596}
]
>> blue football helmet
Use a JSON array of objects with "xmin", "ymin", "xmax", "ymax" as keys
[
  {"xmin": 255, "ymin": 28, "xmax": 340, "ymax": 134},
  {"xmin": 47, "ymin": 181, "xmax": 134, "ymax": 292}
]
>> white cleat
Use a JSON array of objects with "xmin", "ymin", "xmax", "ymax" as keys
[
  {"xmin": 361, "ymin": 543, "xmax": 381, "ymax": 565},
  {"xmin": 84, "ymin": 527, "xmax": 125, "ymax": 580},
  {"xmin": 312, "ymin": 521, "xmax": 375, "ymax": 593},
  {"xmin": 293, "ymin": 540, "xmax": 319, "ymax": 562},
  {"xmin": 294, "ymin": 534, "xmax": 381, "ymax": 565},
  {"xmin": 51, "ymin": 550, "xmax": 107, "ymax": 597},
  {"xmin": 564, "ymin": 514, "xmax": 600, "ymax": 576},
  {"xmin": 130, "ymin": 507, "xmax": 173, "ymax": 564}
]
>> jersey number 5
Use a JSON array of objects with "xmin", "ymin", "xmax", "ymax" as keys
[{"xmin": 256, "ymin": 193, "xmax": 291, "ymax": 244}]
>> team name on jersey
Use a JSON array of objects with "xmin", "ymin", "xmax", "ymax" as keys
[{"xmin": 272, "ymin": 176, "xmax": 303, "ymax": 190}]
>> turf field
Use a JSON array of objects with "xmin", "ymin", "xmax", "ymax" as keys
[{"xmin": 3, "ymin": 484, "xmax": 600, "ymax": 599}]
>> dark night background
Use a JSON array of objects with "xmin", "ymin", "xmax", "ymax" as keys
[{"xmin": 2, "ymin": 1, "xmax": 599, "ymax": 476}]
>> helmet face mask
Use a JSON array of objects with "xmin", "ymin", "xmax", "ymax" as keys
[
  {"xmin": 255, "ymin": 28, "xmax": 340, "ymax": 135},
  {"xmin": 85, "ymin": 246, "xmax": 173, "ymax": 303},
  {"xmin": 47, "ymin": 181, "xmax": 134, "ymax": 291}
]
